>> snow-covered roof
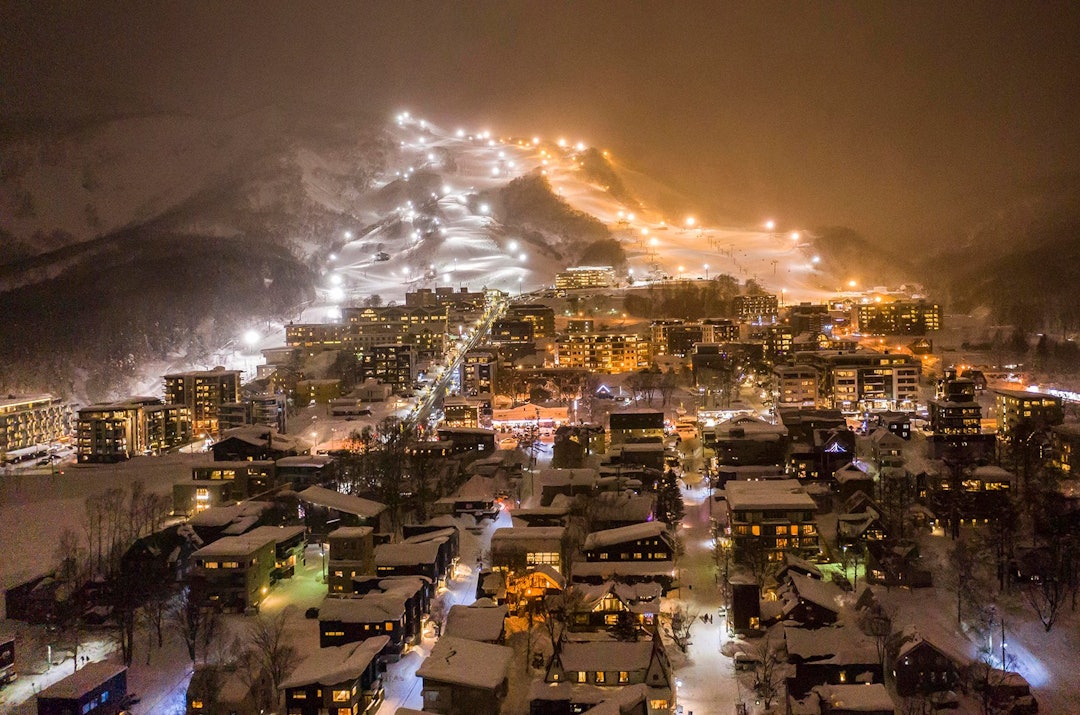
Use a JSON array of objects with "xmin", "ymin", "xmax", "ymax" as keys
[
  {"xmin": 814, "ymin": 683, "xmax": 894, "ymax": 711},
  {"xmin": 833, "ymin": 462, "xmax": 870, "ymax": 482},
  {"xmin": 191, "ymin": 529, "xmax": 283, "ymax": 558},
  {"xmin": 403, "ymin": 527, "xmax": 456, "ymax": 545},
  {"xmin": 558, "ymin": 640, "xmax": 653, "ymax": 672},
  {"xmin": 528, "ymin": 681, "xmax": 650, "ymax": 707},
  {"xmin": 444, "ymin": 603, "xmax": 508, "ymax": 642},
  {"xmin": 281, "ymin": 637, "xmax": 389, "ymax": 689},
  {"xmin": 329, "ymin": 526, "xmax": 374, "ymax": 540},
  {"xmin": 869, "ymin": 428, "xmax": 903, "ymax": 446},
  {"xmin": 583, "ymin": 522, "xmax": 668, "ymax": 551},
  {"xmin": 537, "ymin": 468, "xmax": 600, "ymax": 486},
  {"xmin": 787, "ymin": 572, "xmax": 845, "ymax": 613},
  {"xmin": 319, "ymin": 594, "xmax": 407, "ymax": 623},
  {"xmin": 715, "ymin": 416, "xmax": 788, "ymax": 441},
  {"xmin": 456, "ymin": 474, "xmax": 496, "ymax": 499},
  {"xmin": 188, "ymin": 501, "xmax": 272, "ymax": 528},
  {"xmin": 781, "ymin": 553, "xmax": 823, "ymax": 578},
  {"xmin": 298, "ymin": 485, "xmax": 387, "ymax": 518},
  {"xmin": 491, "ymin": 526, "xmax": 565, "ymax": 545},
  {"xmin": 784, "ymin": 626, "xmax": 878, "ymax": 664},
  {"xmin": 417, "ymin": 636, "xmax": 513, "ymax": 690},
  {"xmin": 217, "ymin": 426, "xmax": 308, "ymax": 452},
  {"xmin": 37, "ymin": 662, "xmax": 126, "ymax": 699},
  {"xmin": 722, "ymin": 480, "xmax": 816, "ymax": 510},
  {"xmin": 593, "ymin": 493, "xmax": 654, "ymax": 522},
  {"xmin": 375, "ymin": 540, "xmax": 442, "ymax": 567},
  {"xmin": 276, "ymin": 455, "xmax": 333, "ymax": 468}
]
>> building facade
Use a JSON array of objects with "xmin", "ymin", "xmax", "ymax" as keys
[
  {"xmin": 555, "ymin": 333, "xmax": 650, "ymax": 373},
  {"xmin": 163, "ymin": 368, "xmax": 241, "ymax": 436},
  {"xmin": 0, "ymin": 394, "xmax": 71, "ymax": 458}
]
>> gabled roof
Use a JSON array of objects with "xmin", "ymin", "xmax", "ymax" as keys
[
  {"xmin": 557, "ymin": 640, "xmax": 654, "ymax": 672},
  {"xmin": 418, "ymin": 636, "xmax": 513, "ymax": 690},
  {"xmin": 870, "ymin": 427, "xmax": 904, "ymax": 447},
  {"xmin": 281, "ymin": 637, "xmax": 389, "ymax": 689},
  {"xmin": 298, "ymin": 485, "xmax": 387, "ymax": 518},
  {"xmin": 784, "ymin": 625, "xmax": 878, "ymax": 664},
  {"xmin": 787, "ymin": 572, "xmax": 845, "ymax": 613},
  {"xmin": 833, "ymin": 462, "xmax": 870, "ymax": 483}
]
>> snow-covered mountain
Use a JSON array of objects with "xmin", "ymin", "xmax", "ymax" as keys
[{"xmin": 0, "ymin": 107, "xmax": 846, "ymax": 402}]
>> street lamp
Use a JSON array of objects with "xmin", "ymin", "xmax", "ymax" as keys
[
  {"xmin": 764, "ymin": 219, "xmax": 776, "ymax": 231},
  {"xmin": 704, "ymin": 263, "xmax": 710, "ymax": 280}
]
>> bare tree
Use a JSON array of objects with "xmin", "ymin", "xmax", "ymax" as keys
[
  {"xmin": 1021, "ymin": 574, "xmax": 1065, "ymax": 632},
  {"xmin": 664, "ymin": 605, "xmax": 697, "ymax": 653},
  {"xmin": 751, "ymin": 638, "xmax": 787, "ymax": 711},
  {"xmin": 857, "ymin": 602, "xmax": 893, "ymax": 671},
  {"xmin": 169, "ymin": 586, "xmax": 210, "ymax": 662},
  {"xmin": 246, "ymin": 608, "xmax": 300, "ymax": 710}
]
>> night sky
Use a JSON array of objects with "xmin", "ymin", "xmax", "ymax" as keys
[{"xmin": 4, "ymin": 2, "xmax": 1080, "ymax": 247}]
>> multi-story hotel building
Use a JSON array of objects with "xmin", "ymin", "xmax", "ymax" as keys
[
  {"xmin": 459, "ymin": 349, "xmax": 498, "ymax": 397},
  {"xmin": 855, "ymin": 300, "xmax": 942, "ymax": 335},
  {"xmin": 928, "ymin": 377, "xmax": 981, "ymax": 437},
  {"xmin": 555, "ymin": 333, "xmax": 650, "ymax": 373},
  {"xmin": 734, "ymin": 293, "xmax": 779, "ymax": 324},
  {"xmin": 77, "ymin": 397, "xmax": 192, "ymax": 463},
  {"xmin": 344, "ymin": 305, "xmax": 448, "ymax": 358},
  {"xmin": 554, "ymin": 266, "xmax": 616, "ymax": 290},
  {"xmin": 0, "ymin": 394, "xmax": 71, "ymax": 458},
  {"xmin": 284, "ymin": 322, "xmax": 350, "ymax": 357},
  {"xmin": 507, "ymin": 304, "xmax": 556, "ymax": 338},
  {"xmin": 802, "ymin": 351, "xmax": 920, "ymax": 412},
  {"xmin": 722, "ymin": 479, "xmax": 819, "ymax": 561},
  {"xmin": 163, "ymin": 368, "xmax": 241, "ymax": 436},
  {"xmin": 359, "ymin": 343, "xmax": 416, "ymax": 388},
  {"xmin": 994, "ymin": 389, "xmax": 1063, "ymax": 441},
  {"xmin": 772, "ymin": 364, "xmax": 820, "ymax": 408}
]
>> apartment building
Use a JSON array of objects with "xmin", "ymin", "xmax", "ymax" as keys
[
  {"xmin": 163, "ymin": 368, "xmax": 241, "ymax": 435},
  {"xmin": 0, "ymin": 394, "xmax": 71, "ymax": 458},
  {"xmin": 722, "ymin": 479, "xmax": 819, "ymax": 561},
  {"xmin": 555, "ymin": 333, "xmax": 649, "ymax": 372},
  {"xmin": 855, "ymin": 300, "xmax": 942, "ymax": 335},
  {"xmin": 77, "ymin": 397, "xmax": 191, "ymax": 463},
  {"xmin": 773, "ymin": 364, "xmax": 820, "ymax": 408},
  {"xmin": 555, "ymin": 265, "xmax": 616, "ymax": 290}
]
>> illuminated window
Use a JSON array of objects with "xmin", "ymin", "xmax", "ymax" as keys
[
  {"xmin": 576, "ymin": 672, "xmax": 586, "ymax": 683},
  {"xmin": 333, "ymin": 689, "xmax": 350, "ymax": 702},
  {"xmin": 595, "ymin": 672, "xmax": 605, "ymax": 684},
  {"xmin": 203, "ymin": 561, "xmax": 219, "ymax": 569},
  {"xmin": 619, "ymin": 671, "xmax": 629, "ymax": 684}
]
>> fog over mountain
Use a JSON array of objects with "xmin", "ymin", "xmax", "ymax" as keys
[{"xmin": 4, "ymin": 3, "xmax": 1080, "ymax": 250}]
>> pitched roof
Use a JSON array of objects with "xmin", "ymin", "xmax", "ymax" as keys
[
  {"xmin": 298, "ymin": 485, "xmax": 387, "ymax": 518},
  {"xmin": 281, "ymin": 637, "xmax": 389, "ymax": 689},
  {"xmin": 558, "ymin": 641, "xmax": 654, "ymax": 672},
  {"xmin": 787, "ymin": 572, "xmax": 845, "ymax": 613},
  {"xmin": 417, "ymin": 636, "xmax": 513, "ymax": 690}
]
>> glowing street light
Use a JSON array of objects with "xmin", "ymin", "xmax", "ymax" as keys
[
  {"xmin": 243, "ymin": 329, "xmax": 260, "ymax": 347},
  {"xmin": 848, "ymin": 280, "xmax": 858, "ymax": 288},
  {"xmin": 685, "ymin": 216, "xmax": 696, "ymax": 228},
  {"xmin": 344, "ymin": 230, "xmax": 353, "ymax": 239},
  {"xmin": 790, "ymin": 231, "xmax": 800, "ymax": 242},
  {"xmin": 765, "ymin": 219, "xmax": 776, "ymax": 231},
  {"xmin": 704, "ymin": 263, "xmax": 710, "ymax": 280}
]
